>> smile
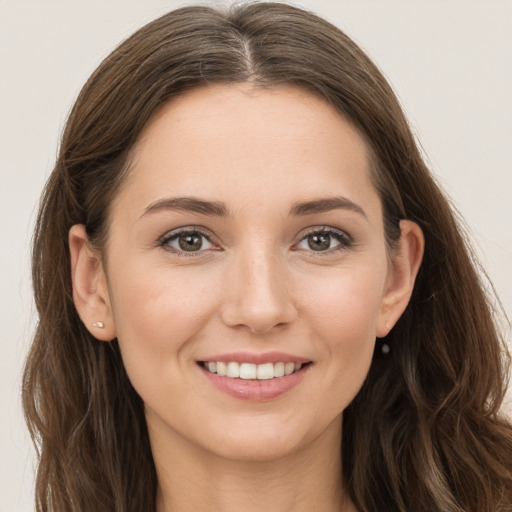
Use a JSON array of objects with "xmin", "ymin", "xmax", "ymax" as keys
[
  {"xmin": 200, "ymin": 361, "xmax": 304, "ymax": 380},
  {"xmin": 198, "ymin": 354, "xmax": 312, "ymax": 401}
]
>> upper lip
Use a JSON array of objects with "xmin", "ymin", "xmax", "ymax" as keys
[{"xmin": 197, "ymin": 351, "xmax": 311, "ymax": 365}]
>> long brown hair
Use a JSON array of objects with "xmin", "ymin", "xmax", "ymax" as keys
[{"xmin": 23, "ymin": 3, "xmax": 512, "ymax": 511}]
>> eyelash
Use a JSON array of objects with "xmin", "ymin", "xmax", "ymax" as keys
[
  {"xmin": 295, "ymin": 226, "xmax": 352, "ymax": 255},
  {"xmin": 159, "ymin": 226, "xmax": 352, "ymax": 256},
  {"xmin": 159, "ymin": 227, "xmax": 217, "ymax": 257}
]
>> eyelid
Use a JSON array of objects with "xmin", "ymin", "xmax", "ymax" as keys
[
  {"xmin": 293, "ymin": 225, "xmax": 353, "ymax": 253},
  {"xmin": 159, "ymin": 226, "xmax": 220, "ymax": 255},
  {"xmin": 157, "ymin": 225, "xmax": 352, "ymax": 256}
]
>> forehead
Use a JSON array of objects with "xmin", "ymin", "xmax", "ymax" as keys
[{"xmin": 116, "ymin": 84, "xmax": 379, "ymax": 219}]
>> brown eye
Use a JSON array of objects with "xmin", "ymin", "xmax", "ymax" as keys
[
  {"xmin": 307, "ymin": 233, "xmax": 331, "ymax": 251},
  {"xmin": 162, "ymin": 230, "xmax": 213, "ymax": 253},
  {"xmin": 296, "ymin": 228, "xmax": 351, "ymax": 253},
  {"xmin": 179, "ymin": 233, "xmax": 203, "ymax": 251}
]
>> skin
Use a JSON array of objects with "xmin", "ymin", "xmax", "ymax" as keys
[{"xmin": 70, "ymin": 84, "xmax": 424, "ymax": 512}]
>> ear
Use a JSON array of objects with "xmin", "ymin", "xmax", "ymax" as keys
[
  {"xmin": 377, "ymin": 220, "xmax": 424, "ymax": 338},
  {"xmin": 69, "ymin": 224, "xmax": 117, "ymax": 341}
]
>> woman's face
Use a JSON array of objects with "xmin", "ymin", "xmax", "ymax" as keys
[{"xmin": 95, "ymin": 85, "xmax": 408, "ymax": 461}]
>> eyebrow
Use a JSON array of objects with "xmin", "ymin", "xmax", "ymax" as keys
[
  {"xmin": 141, "ymin": 195, "xmax": 367, "ymax": 220},
  {"xmin": 290, "ymin": 196, "xmax": 367, "ymax": 219},
  {"xmin": 142, "ymin": 197, "xmax": 229, "ymax": 218}
]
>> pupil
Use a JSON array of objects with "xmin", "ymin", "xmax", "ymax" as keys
[
  {"xmin": 179, "ymin": 233, "xmax": 202, "ymax": 251},
  {"xmin": 308, "ymin": 233, "xmax": 330, "ymax": 251}
]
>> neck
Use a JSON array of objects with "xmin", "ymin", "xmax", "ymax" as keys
[{"xmin": 150, "ymin": 416, "xmax": 356, "ymax": 512}]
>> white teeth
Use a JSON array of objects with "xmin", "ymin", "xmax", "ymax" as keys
[
  {"xmin": 226, "ymin": 362, "xmax": 240, "ymax": 378},
  {"xmin": 203, "ymin": 360, "xmax": 306, "ymax": 379},
  {"xmin": 257, "ymin": 362, "xmax": 274, "ymax": 380},
  {"xmin": 216, "ymin": 362, "xmax": 227, "ymax": 376},
  {"xmin": 239, "ymin": 363, "xmax": 256, "ymax": 380},
  {"xmin": 274, "ymin": 362, "xmax": 285, "ymax": 377},
  {"xmin": 284, "ymin": 362, "xmax": 295, "ymax": 375}
]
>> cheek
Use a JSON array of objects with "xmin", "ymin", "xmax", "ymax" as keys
[
  {"xmin": 302, "ymin": 263, "xmax": 386, "ymax": 340},
  {"xmin": 107, "ymin": 262, "xmax": 221, "ymax": 380},
  {"xmin": 299, "ymin": 263, "xmax": 386, "ymax": 398}
]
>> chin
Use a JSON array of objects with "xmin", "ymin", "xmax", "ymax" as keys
[
  {"xmin": 206, "ymin": 431, "xmax": 307, "ymax": 462},
  {"xmin": 192, "ymin": 412, "xmax": 343, "ymax": 464}
]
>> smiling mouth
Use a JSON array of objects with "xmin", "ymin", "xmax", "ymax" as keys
[{"xmin": 199, "ymin": 361, "xmax": 310, "ymax": 380}]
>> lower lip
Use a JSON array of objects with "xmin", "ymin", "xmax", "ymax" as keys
[{"xmin": 200, "ymin": 364, "xmax": 310, "ymax": 401}]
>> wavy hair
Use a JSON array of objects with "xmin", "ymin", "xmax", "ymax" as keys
[{"xmin": 23, "ymin": 3, "xmax": 512, "ymax": 511}]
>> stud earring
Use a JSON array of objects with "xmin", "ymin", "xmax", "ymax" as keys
[
  {"xmin": 92, "ymin": 321, "xmax": 105, "ymax": 329},
  {"xmin": 381, "ymin": 321, "xmax": 392, "ymax": 354}
]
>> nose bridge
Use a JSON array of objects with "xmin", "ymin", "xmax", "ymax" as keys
[{"xmin": 221, "ymin": 235, "xmax": 296, "ymax": 333}]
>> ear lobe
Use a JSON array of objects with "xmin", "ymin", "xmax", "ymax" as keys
[
  {"xmin": 69, "ymin": 224, "xmax": 116, "ymax": 341},
  {"xmin": 377, "ymin": 220, "xmax": 424, "ymax": 338}
]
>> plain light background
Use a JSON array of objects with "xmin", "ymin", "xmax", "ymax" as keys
[{"xmin": 1, "ymin": 1, "xmax": 511, "ymax": 510}]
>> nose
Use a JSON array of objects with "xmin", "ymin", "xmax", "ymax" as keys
[{"xmin": 220, "ymin": 246, "xmax": 297, "ymax": 335}]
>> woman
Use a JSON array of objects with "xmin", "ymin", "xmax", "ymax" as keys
[{"xmin": 23, "ymin": 3, "xmax": 512, "ymax": 511}]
